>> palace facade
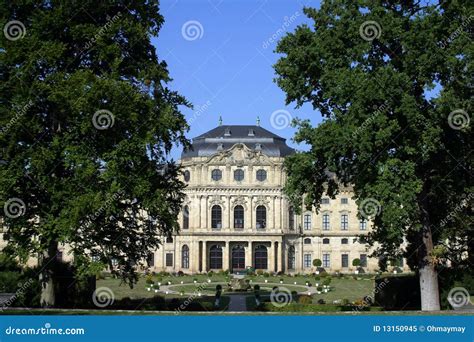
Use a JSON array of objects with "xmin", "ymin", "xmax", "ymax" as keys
[{"xmin": 152, "ymin": 124, "xmax": 396, "ymax": 274}]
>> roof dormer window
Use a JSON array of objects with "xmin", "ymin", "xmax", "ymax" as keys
[
  {"xmin": 248, "ymin": 129, "xmax": 255, "ymax": 136},
  {"xmin": 224, "ymin": 128, "xmax": 231, "ymax": 136}
]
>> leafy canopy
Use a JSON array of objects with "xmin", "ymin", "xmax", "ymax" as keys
[
  {"xmin": 275, "ymin": 0, "xmax": 472, "ymax": 268},
  {"xmin": 0, "ymin": 1, "xmax": 190, "ymax": 284}
]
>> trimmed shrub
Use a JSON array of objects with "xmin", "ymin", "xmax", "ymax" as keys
[
  {"xmin": 322, "ymin": 277, "xmax": 331, "ymax": 286},
  {"xmin": 297, "ymin": 295, "xmax": 313, "ymax": 305},
  {"xmin": 313, "ymin": 259, "xmax": 322, "ymax": 267}
]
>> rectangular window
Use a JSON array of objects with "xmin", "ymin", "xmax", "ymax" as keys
[
  {"xmin": 322, "ymin": 214, "xmax": 330, "ymax": 230},
  {"xmin": 341, "ymin": 214, "xmax": 348, "ymax": 230},
  {"xmin": 165, "ymin": 253, "xmax": 173, "ymax": 267},
  {"xmin": 304, "ymin": 214, "xmax": 312, "ymax": 230},
  {"xmin": 359, "ymin": 219, "xmax": 367, "ymax": 230},
  {"xmin": 341, "ymin": 198, "xmax": 348, "ymax": 204},
  {"xmin": 304, "ymin": 254, "xmax": 312, "ymax": 268},
  {"xmin": 147, "ymin": 253, "xmax": 155, "ymax": 267},
  {"xmin": 360, "ymin": 254, "xmax": 367, "ymax": 267},
  {"xmin": 341, "ymin": 254, "xmax": 348, "ymax": 268},
  {"xmin": 322, "ymin": 253, "xmax": 330, "ymax": 268},
  {"xmin": 289, "ymin": 208, "xmax": 295, "ymax": 230},
  {"xmin": 321, "ymin": 198, "xmax": 330, "ymax": 204}
]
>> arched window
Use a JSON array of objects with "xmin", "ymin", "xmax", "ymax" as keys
[
  {"xmin": 254, "ymin": 245, "xmax": 268, "ymax": 269},
  {"xmin": 211, "ymin": 205, "xmax": 222, "ymax": 229},
  {"xmin": 183, "ymin": 205, "xmax": 189, "ymax": 229},
  {"xmin": 288, "ymin": 246, "xmax": 295, "ymax": 270},
  {"xmin": 288, "ymin": 206, "xmax": 295, "ymax": 230},
  {"xmin": 256, "ymin": 205, "xmax": 266, "ymax": 229},
  {"xmin": 181, "ymin": 245, "xmax": 189, "ymax": 269},
  {"xmin": 322, "ymin": 238, "xmax": 330, "ymax": 244},
  {"xmin": 341, "ymin": 238, "xmax": 349, "ymax": 244},
  {"xmin": 304, "ymin": 238, "xmax": 311, "ymax": 244},
  {"xmin": 209, "ymin": 245, "xmax": 223, "ymax": 269},
  {"xmin": 234, "ymin": 205, "xmax": 244, "ymax": 229}
]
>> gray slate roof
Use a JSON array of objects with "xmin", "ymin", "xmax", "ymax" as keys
[{"xmin": 181, "ymin": 125, "xmax": 295, "ymax": 159}]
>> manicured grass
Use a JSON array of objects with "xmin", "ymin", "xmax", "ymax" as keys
[
  {"xmin": 169, "ymin": 283, "xmax": 308, "ymax": 295},
  {"xmin": 97, "ymin": 276, "xmax": 226, "ymax": 299},
  {"xmin": 309, "ymin": 277, "xmax": 375, "ymax": 303}
]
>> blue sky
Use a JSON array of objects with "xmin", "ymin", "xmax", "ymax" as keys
[{"xmin": 153, "ymin": 0, "xmax": 322, "ymax": 160}]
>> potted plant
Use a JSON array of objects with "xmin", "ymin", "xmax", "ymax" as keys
[
  {"xmin": 313, "ymin": 259, "xmax": 322, "ymax": 274},
  {"xmin": 352, "ymin": 258, "xmax": 361, "ymax": 274}
]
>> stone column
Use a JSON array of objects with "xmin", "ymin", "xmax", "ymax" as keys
[
  {"xmin": 246, "ymin": 241, "xmax": 253, "ymax": 269},
  {"xmin": 249, "ymin": 196, "xmax": 254, "ymax": 232},
  {"xmin": 202, "ymin": 241, "xmax": 207, "ymax": 272},
  {"xmin": 227, "ymin": 196, "xmax": 231, "ymax": 231},
  {"xmin": 191, "ymin": 240, "xmax": 198, "ymax": 273},
  {"xmin": 276, "ymin": 241, "xmax": 281, "ymax": 273},
  {"xmin": 222, "ymin": 241, "xmax": 229, "ymax": 271},
  {"xmin": 176, "ymin": 242, "xmax": 181, "ymax": 272},
  {"xmin": 268, "ymin": 241, "xmax": 274, "ymax": 272}
]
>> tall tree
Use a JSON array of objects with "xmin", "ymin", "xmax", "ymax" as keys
[
  {"xmin": 275, "ymin": 0, "xmax": 472, "ymax": 311},
  {"xmin": 0, "ymin": 1, "xmax": 189, "ymax": 306}
]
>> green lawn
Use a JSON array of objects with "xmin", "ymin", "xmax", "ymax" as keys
[{"xmin": 169, "ymin": 283, "xmax": 308, "ymax": 295}]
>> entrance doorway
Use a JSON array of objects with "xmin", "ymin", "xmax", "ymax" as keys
[{"xmin": 231, "ymin": 245, "xmax": 245, "ymax": 272}]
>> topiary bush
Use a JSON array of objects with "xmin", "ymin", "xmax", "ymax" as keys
[{"xmin": 297, "ymin": 295, "xmax": 313, "ymax": 305}]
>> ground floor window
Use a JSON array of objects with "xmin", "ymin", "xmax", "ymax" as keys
[
  {"xmin": 165, "ymin": 253, "xmax": 173, "ymax": 267},
  {"xmin": 181, "ymin": 245, "xmax": 189, "ymax": 269},
  {"xmin": 323, "ymin": 253, "xmax": 330, "ymax": 268},
  {"xmin": 209, "ymin": 245, "xmax": 223, "ymax": 269},
  {"xmin": 147, "ymin": 253, "xmax": 155, "ymax": 267},
  {"xmin": 288, "ymin": 246, "xmax": 295, "ymax": 270},
  {"xmin": 304, "ymin": 254, "xmax": 312, "ymax": 268},
  {"xmin": 341, "ymin": 253, "xmax": 348, "ymax": 268},
  {"xmin": 254, "ymin": 245, "xmax": 268, "ymax": 269},
  {"xmin": 360, "ymin": 254, "xmax": 367, "ymax": 267}
]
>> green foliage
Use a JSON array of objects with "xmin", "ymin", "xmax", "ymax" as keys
[
  {"xmin": 0, "ymin": 1, "xmax": 190, "ymax": 295},
  {"xmin": 145, "ymin": 274, "xmax": 154, "ymax": 285},
  {"xmin": 274, "ymin": 0, "xmax": 473, "ymax": 309},
  {"xmin": 352, "ymin": 258, "xmax": 361, "ymax": 267},
  {"xmin": 322, "ymin": 278, "xmax": 332, "ymax": 286},
  {"xmin": 297, "ymin": 295, "xmax": 313, "ymax": 304},
  {"xmin": 312, "ymin": 259, "xmax": 322, "ymax": 267}
]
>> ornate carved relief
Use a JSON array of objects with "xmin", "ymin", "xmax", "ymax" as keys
[
  {"xmin": 207, "ymin": 143, "xmax": 274, "ymax": 167},
  {"xmin": 209, "ymin": 195, "xmax": 226, "ymax": 210},
  {"xmin": 232, "ymin": 195, "xmax": 248, "ymax": 210},
  {"xmin": 253, "ymin": 195, "xmax": 269, "ymax": 209}
]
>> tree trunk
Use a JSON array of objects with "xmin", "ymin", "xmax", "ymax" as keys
[
  {"xmin": 418, "ymin": 223, "xmax": 440, "ymax": 311},
  {"xmin": 39, "ymin": 241, "xmax": 58, "ymax": 307}
]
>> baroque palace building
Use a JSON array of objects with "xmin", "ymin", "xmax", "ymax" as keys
[{"xmin": 152, "ymin": 123, "xmax": 396, "ymax": 274}]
